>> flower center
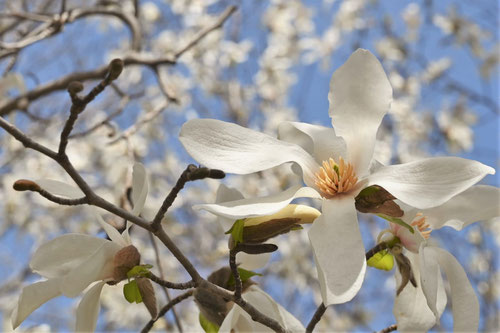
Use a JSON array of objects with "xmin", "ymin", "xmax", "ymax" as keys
[
  {"xmin": 314, "ymin": 156, "xmax": 358, "ymax": 198},
  {"xmin": 412, "ymin": 213, "xmax": 432, "ymax": 239}
]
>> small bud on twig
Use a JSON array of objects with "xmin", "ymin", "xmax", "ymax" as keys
[
  {"xmin": 67, "ymin": 81, "xmax": 84, "ymax": 94},
  {"xmin": 13, "ymin": 179, "xmax": 41, "ymax": 192},
  {"xmin": 107, "ymin": 59, "xmax": 124, "ymax": 81}
]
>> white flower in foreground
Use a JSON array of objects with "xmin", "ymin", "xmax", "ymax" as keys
[
  {"xmin": 180, "ymin": 48, "xmax": 495, "ymax": 306},
  {"xmin": 219, "ymin": 285, "xmax": 304, "ymax": 333},
  {"xmin": 203, "ymin": 184, "xmax": 320, "ymax": 270},
  {"xmin": 12, "ymin": 163, "xmax": 148, "ymax": 332},
  {"xmin": 381, "ymin": 185, "xmax": 500, "ymax": 332}
]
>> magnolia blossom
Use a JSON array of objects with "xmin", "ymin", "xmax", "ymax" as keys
[
  {"xmin": 199, "ymin": 184, "xmax": 321, "ymax": 270},
  {"xmin": 219, "ymin": 285, "xmax": 304, "ymax": 333},
  {"xmin": 179, "ymin": 48, "xmax": 495, "ymax": 306},
  {"xmin": 381, "ymin": 185, "xmax": 500, "ymax": 332},
  {"xmin": 12, "ymin": 164, "xmax": 148, "ymax": 332}
]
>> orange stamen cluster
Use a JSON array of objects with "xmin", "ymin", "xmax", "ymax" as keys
[
  {"xmin": 314, "ymin": 157, "xmax": 358, "ymax": 198},
  {"xmin": 412, "ymin": 213, "xmax": 432, "ymax": 239}
]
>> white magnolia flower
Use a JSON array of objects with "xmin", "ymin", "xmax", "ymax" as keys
[
  {"xmin": 219, "ymin": 285, "xmax": 304, "ymax": 333},
  {"xmin": 179, "ymin": 48, "xmax": 495, "ymax": 306},
  {"xmin": 383, "ymin": 185, "xmax": 500, "ymax": 332},
  {"xmin": 201, "ymin": 184, "xmax": 320, "ymax": 270},
  {"xmin": 12, "ymin": 163, "xmax": 148, "ymax": 332}
]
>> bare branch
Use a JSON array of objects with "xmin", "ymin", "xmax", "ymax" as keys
[
  {"xmin": 375, "ymin": 324, "xmax": 398, "ymax": 333},
  {"xmin": 229, "ymin": 249, "xmax": 242, "ymax": 299},
  {"xmin": 147, "ymin": 272, "xmax": 196, "ymax": 290},
  {"xmin": 306, "ymin": 303, "xmax": 327, "ymax": 333}
]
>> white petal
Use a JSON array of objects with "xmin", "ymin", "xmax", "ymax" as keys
[
  {"xmin": 216, "ymin": 184, "xmax": 245, "ymax": 204},
  {"xmin": 75, "ymin": 281, "xmax": 105, "ymax": 333},
  {"xmin": 237, "ymin": 252, "xmax": 271, "ymax": 270},
  {"xmin": 219, "ymin": 286, "xmax": 304, "ymax": 333},
  {"xmin": 61, "ymin": 241, "xmax": 120, "ymax": 297},
  {"xmin": 392, "ymin": 222, "xmax": 426, "ymax": 253},
  {"xmin": 278, "ymin": 121, "xmax": 347, "ymax": 164},
  {"xmin": 367, "ymin": 157, "xmax": 495, "ymax": 209},
  {"xmin": 30, "ymin": 234, "xmax": 110, "ymax": 279},
  {"xmin": 328, "ymin": 49, "xmax": 392, "ymax": 176},
  {"xmin": 194, "ymin": 185, "xmax": 321, "ymax": 220},
  {"xmin": 180, "ymin": 119, "xmax": 320, "ymax": 187},
  {"xmin": 11, "ymin": 278, "xmax": 63, "ymax": 329},
  {"xmin": 419, "ymin": 244, "xmax": 441, "ymax": 322},
  {"xmin": 131, "ymin": 163, "xmax": 149, "ymax": 215},
  {"xmin": 420, "ymin": 185, "xmax": 500, "ymax": 230},
  {"xmin": 35, "ymin": 179, "xmax": 84, "ymax": 198},
  {"xmin": 308, "ymin": 197, "xmax": 366, "ymax": 305},
  {"xmin": 394, "ymin": 253, "xmax": 437, "ymax": 333},
  {"xmin": 93, "ymin": 209, "xmax": 128, "ymax": 247},
  {"xmin": 433, "ymin": 247, "xmax": 479, "ymax": 332}
]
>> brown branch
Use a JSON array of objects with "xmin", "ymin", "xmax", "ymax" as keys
[
  {"xmin": 229, "ymin": 249, "xmax": 242, "ymax": 299},
  {"xmin": 141, "ymin": 290, "xmax": 194, "ymax": 333},
  {"xmin": 306, "ymin": 303, "xmax": 327, "ymax": 333},
  {"xmin": 375, "ymin": 324, "xmax": 397, "ymax": 333},
  {"xmin": 147, "ymin": 272, "xmax": 195, "ymax": 290},
  {"xmin": 150, "ymin": 164, "xmax": 225, "ymax": 229}
]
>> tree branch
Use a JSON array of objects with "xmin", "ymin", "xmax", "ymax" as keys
[
  {"xmin": 305, "ymin": 303, "xmax": 327, "ymax": 333},
  {"xmin": 141, "ymin": 290, "xmax": 194, "ymax": 333},
  {"xmin": 229, "ymin": 248, "xmax": 242, "ymax": 299},
  {"xmin": 147, "ymin": 272, "xmax": 196, "ymax": 290},
  {"xmin": 375, "ymin": 324, "xmax": 397, "ymax": 333}
]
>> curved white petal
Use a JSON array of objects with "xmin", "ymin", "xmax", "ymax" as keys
[
  {"xmin": 194, "ymin": 186, "xmax": 321, "ymax": 220},
  {"xmin": 30, "ymin": 234, "xmax": 110, "ymax": 279},
  {"xmin": 433, "ymin": 247, "xmax": 479, "ymax": 332},
  {"xmin": 420, "ymin": 185, "xmax": 500, "ymax": 230},
  {"xmin": 131, "ymin": 163, "xmax": 149, "ymax": 215},
  {"xmin": 94, "ymin": 209, "xmax": 128, "ymax": 247},
  {"xmin": 237, "ymin": 252, "xmax": 271, "ymax": 270},
  {"xmin": 35, "ymin": 179, "xmax": 84, "ymax": 199},
  {"xmin": 11, "ymin": 278, "xmax": 63, "ymax": 329},
  {"xmin": 278, "ymin": 121, "xmax": 347, "ymax": 164},
  {"xmin": 180, "ymin": 119, "xmax": 320, "ymax": 187},
  {"xmin": 216, "ymin": 184, "xmax": 245, "ymax": 203},
  {"xmin": 61, "ymin": 242, "xmax": 120, "ymax": 297},
  {"xmin": 367, "ymin": 157, "xmax": 495, "ymax": 209},
  {"xmin": 328, "ymin": 49, "xmax": 392, "ymax": 177},
  {"xmin": 308, "ymin": 197, "xmax": 366, "ymax": 305},
  {"xmin": 394, "ymin": 253, "xmax": 436, "ymax": 333},
  {"xmin": 419, "ymin": 244, "xmax": 441, "ymax": 323},
  {"xmin": 391, "ymin": 223, "xmax": 426, "ymax": 253},
  {"xmin": 219, "ymin": 286, "xmax": 304, "ymax": 333},
  {"xmin": 75, "ymin": 281, "xmax": 106, "ymax": 333}
]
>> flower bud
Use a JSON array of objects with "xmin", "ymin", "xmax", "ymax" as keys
[
  {"xmin": 107, "ymin": 59, "xmax": 124, "ymax": 81},
  {"xmin": 13, "ymin": 179, "xmax": 41, "ymax": 192},
  {"xmin": 67, "ymin": 81, "xmax": 84, "ymax": 94},
  {"xmin": 113, "ymin": 245, "xmax": 141, "ymax": 282}
]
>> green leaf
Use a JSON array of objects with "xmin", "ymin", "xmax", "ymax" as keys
[
  {"xmin": 225, "ymin": 219, "xmax": 245, "ymax": 245},
  {"xmin": 367, "ymin": 250, "xmax": 394, "ymax": 271},
  {"xmin": 227, "ymin": 268, "xmax": 263, "ymax": 287},
  {"xmin": 377, "ymin": 214, "xmax": 415, "ymax": 234},
  {"xmin": 127, "ymin": 264, "xmax": 153, "ymax": 279},
  {"xmin": 199, "ymin": 313, "xmax": 219, "ymax": 333},
  {"xmin": 123, "ymin": 280, "xmax": 143, "ymax": 303},
  {"xmin": 357, "ymin": 185, "xmax": 380, "ymax": 198}
]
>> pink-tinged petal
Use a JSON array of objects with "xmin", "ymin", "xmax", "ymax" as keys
[
  {"xmin": 420, "ymin": 185, "xmax": 500, "ymax": 230},
  {"xmin": 367, "ymin": 157, "xmax": 495, "ymax": 209},
  {"xmin": 61, "ymin": 241, "xmax": 121, "ymax": 297},
  {"xmin": 11, "ymin": 278, "xmax": 63, "ymax": 329},
  {"xmin": 219, "ymin": 286, "xmax": 304, "ymax": 333},
  {"xmin": 179, "ymin": 119, "xmax": 320, "ymax": 187},
  {"xmin": 237, "ymin": 252, "xmax": 271, "ymax": 270},
  {"xmin": 419, "ymin": 244, "xmax": 441, "ymax": 324},
  {"xmin": 278, "ymin": 121, "xmax": 347, "ymax": 164},
  {"xmin": 394, "ymin": 252, "xmax": 438, "ymax": 333},
  {"xmin": 390, "ymin": 223, "xmax": 426, "ymax": 253},
  {"xmin": 75, "ymin": 281, "xmax": 106, "ymax": 333},
  {"xmin": 30, "ymin": 234, "xmax": 110, "ymax": 279},
  {"xmin": 131, "ymin": 163, "xmax": 149, "ymax": 215},
  {"xmin": 94, "ymin": 209, "xmax": 128, "ymax": 247},
  {"xmin": 328, "ymin": 49, "xmax": 392, "ymax": 177},
  {"xmin": 308, "ymin": 197, "xmax": 366, "ymax": 305},
  {"xmin": 194, "ymin": 186, "xmax": 321, "ymax": 220},
  {"xmin": 35, "ymin": 179, "xmax": 84, "ymax": 198},
  {"xmin": 433, "ymin": 247, "xmax": 479, "ymax": 332}
]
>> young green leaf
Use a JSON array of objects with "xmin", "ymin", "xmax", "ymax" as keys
[
  {"xmin": 227, "ymin": 267, "xmax": 263, "ymax": 287},
  {"xmin": 127, "ymin": 264, "xmax": 153, "ymax": 279},
  {"xmin": 199, "ymin": 313, "xmax": 220, "ymax": 333},
  {"xmin": 377, "ymin": 214, "xmax": 415, "ymax": 234},
  {"xmin": 225, "ymin": 219, "xmax": 245, "ymax": 245},
  {"xmin": 367, "ymin": 250, "xmax": 394, "ymax": 271},
  {"xmin": 123, "ymin": 280, "xmax": 143, "ymax": 303}
]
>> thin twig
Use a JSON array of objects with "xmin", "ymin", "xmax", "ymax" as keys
[
  {"xmin": 148, "ymin": 272, "xmax": 196, "ymax": 290},
  {"xmin": 305, "ymin": 303, "xmax": 327, "ymax": 333},
  {"xmin": 375, "ymin": 324, "xmax": 397, "ymax": 333},
  {"xmin": 141, "ymin": 290, "xmax": 194, "ymax": 333},
  {"xmin": 150, "ymin": 165, "xmax": 225, "ymax": 229},
  {"xmin": 229, "ymin": 249, "xmax": 242, "ymax": 299}
]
